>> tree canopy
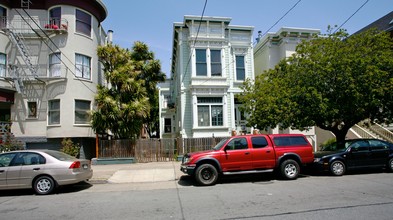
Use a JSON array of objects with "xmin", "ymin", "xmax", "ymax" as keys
[
  {"xmin": 91, "ymin": 42, "xmax": 165, "ymax": 139},
  {"xmin": 239, "ymin": 28, "xmax": 393, "ymax": 143}
]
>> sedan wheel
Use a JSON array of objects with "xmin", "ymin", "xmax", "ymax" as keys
[
  {"xmin": 388, "ymin": 158, "xmax": 393, "ymax": 172},
  {"xmin": 34, "ymin": 176, "xmax": 55, "ymax": 195},
  {"xmin": 330, "ymin": 161, "xmax": 345, "ymax": 176}
]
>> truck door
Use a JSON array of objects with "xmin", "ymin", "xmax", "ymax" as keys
[
  {"xmin": 251, "ymin": 136, "xmax": 276, "ymax": 169},
  {"xmin": 221, "ymin": 137, "xmax": 253, "ymax": 171}
]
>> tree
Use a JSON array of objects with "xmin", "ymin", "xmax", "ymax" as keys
[
  {"xmin": 240, "ymin": 28, "xmax": 393, "ymax": 144},
  {"xmin": 91, "ymin": 42, "xmax": 164, "ymax": 139}
]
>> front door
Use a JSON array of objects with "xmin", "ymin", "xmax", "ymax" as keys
[{"xmin": 220, "ymin": 137, "xmax": 253, "ymax": 171}]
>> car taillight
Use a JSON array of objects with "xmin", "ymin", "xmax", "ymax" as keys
[{"xmin": 69, "ymin": 161, "xmax": 81, "ymax": 169}]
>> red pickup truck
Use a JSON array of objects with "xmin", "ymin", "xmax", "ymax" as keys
[{"xmin": 181, "ymin": 134, "xmax": 314, "ymax": 185}]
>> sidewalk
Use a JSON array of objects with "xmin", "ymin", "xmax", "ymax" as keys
[{"xmin": 90, "ymin": 161, "xmax": 183, "ymax": 184}]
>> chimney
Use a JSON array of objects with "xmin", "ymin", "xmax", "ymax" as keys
[
  {"xmin": 106, "ymin": 30, "xmax": 113, "ymax": 44},
  {"xmin": 256, "ymin": 30, "xmax": 262, "ymax": 43}
]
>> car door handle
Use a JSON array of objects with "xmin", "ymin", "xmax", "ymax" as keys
[
  {"xmin": 266, "ymin": 150, "xmax": 271, "ymax": 153},
  {"xmin": 245, "ymin": 152, "xmax": 250, "ymax": 155},
  {"xmin": 33, "ymin": 168, "xmax": 40, "ymax": 171}
]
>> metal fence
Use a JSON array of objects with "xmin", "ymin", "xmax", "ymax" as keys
[{"xmin": 98, "ymin": 137, "xmax": 228, "ymax": 162}]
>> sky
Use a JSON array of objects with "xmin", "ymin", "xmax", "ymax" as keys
[{"xmin": 101, "ymin": 0, "xmax": 393, "ymax": 77}]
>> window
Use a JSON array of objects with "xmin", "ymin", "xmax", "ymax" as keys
[
  {"xmin": 49, "ymin": 53, "xmax": 61, "ymax": 77},
  {"xmin": 236, "ymin": 55, "xmax": 245, "ymax": 80},
  {"xmin": 75, "ymin": 54, "xmax": 91, "ymax": 79},
  {"xmin": 350, "ymin": 140, "xmax": 370, "ymax": 152},
  {"xmin": 273, "ymin": 136, "xmax": 309, "ymax": 146},
  {"xmin": 197, "ymin": 97, "xmax": 223, "ymax": 127},
  {"xmin": 252, "ymin": 137, "xmax": 268, "ymax": 148},
  {"xmin": 164, "ymin": 118, "xmax": 171, "ymax": 133},
  {"xmin": 27, "ymin": 101, "xmax": 37, "ymax": 118},
  {"xmin": 369, "ymin": 140, "xmax": 389, "ymax": 150},
  {"xmin": 0, "ymin": 53, "xmax": 5, "ymax": 77},
  {"xmin": 49, "ymin": 7, "xmax": 61, "ymax": 28},
  {"xmin": 0, "ymin": 6, "xmax": 6, "ymax": 29},
  {"xmin": 75, "ymin": 100, "xmax": 90, "ymax": 124},
  {"xmin": 75, "ymin": 9, "xmax": 91, "ymax": 36},
  {"xmin": 226, "ymin": 138, "xmax": 248, "ymax": 150},
  {"xmin": 48, "ymin": 100, "xmax": 60, "ymax": 125},
  {"xmin": 210, "ymin": 49, "xmax": 221, "ymax": 76},
  {"xmin": 196, "ymin": 49, "xmax": 207, "ymax": 76}
]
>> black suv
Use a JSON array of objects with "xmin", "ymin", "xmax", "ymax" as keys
[{"xmin": 314, "ymin": 139, "xmax": 393, "ymax": 175}]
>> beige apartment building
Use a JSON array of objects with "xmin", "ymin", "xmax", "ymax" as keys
[{"xmin": 0, "ymin": 0, "xmax": 109, "ymax": 158}]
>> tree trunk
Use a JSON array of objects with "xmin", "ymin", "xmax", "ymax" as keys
[{"xmin": 331, "ymin": 126, "xmax": 350, "ymax": 149}]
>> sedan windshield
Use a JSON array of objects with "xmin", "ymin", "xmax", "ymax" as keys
[{"xmin": 213, "ymin": 138, "xmax": 228, "ymax": 150}]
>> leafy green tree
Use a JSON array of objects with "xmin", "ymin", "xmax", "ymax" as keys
[
  {"xmin": 240, "ymin": 28, "xmax": 393, "ymax": 144},
  {"xmin": 91, "ymin": 42, "xmax": 164, "ymax": 139}
]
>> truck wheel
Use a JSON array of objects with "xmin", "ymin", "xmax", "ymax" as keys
[
  {"xmin": 280, "ymin": 159, "xmax": 300, "ymax": 180},
  {"xmin": 330, "ymin": 160, "xmax": 345, "ymax": 176},
  {"xmin": 195, "ymin": 164, "xmax": 218, "ymax": 186}
]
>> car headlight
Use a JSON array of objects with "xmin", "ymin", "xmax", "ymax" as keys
[{"xmin": 182, "ymin": 156, "xmax": 191, "ymax": 164}]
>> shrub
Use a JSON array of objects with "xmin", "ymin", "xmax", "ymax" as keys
[{"xmin": 60, "ymin": 138, "xmax": 80, "ymax": 158}]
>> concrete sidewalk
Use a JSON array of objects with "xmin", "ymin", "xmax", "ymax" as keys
[{"xmin": 90, "ymin": 161, "xmax": 183, "ymax": 184}]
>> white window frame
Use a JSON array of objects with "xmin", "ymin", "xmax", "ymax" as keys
[
  {"xmin": 48, "ymin": 99, "xmax": 60, "ymax": 125},
  {"xmin": 197, "ymin": 97, "xmax": 223, "ymax": 127},
  {"xmin": 0, "ymin": 53, "xmax": 6, "ymax": 77},
  {"xmin": 49, "ymin": 52, "xmax": 61, "ymax": 77},
  {"xmin": 194, "ymin": 48, "xmax": 223, "ymax": 77},
  {"xmin": 75, "ymin": 53, "xmax": 91, "ymax": 80},
  {"xmin": 235, "ymin": 55, "xmax": 245, "ymax": 81},
  {"xmin": 75, "ymin": 9, "xmax": 91, "ymax": 37},
  {"xmin": 74, "ymin": 99, "xmax": 91, "ymax": 125}
]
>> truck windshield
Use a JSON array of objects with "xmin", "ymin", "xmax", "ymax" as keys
[{"xmin": 213, "ymin": 138, "xmax": 228, "ymax": 150}]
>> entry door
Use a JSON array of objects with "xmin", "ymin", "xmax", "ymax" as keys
[{"xmin": 220, "ymin": 137, "xmax": 253, "ymax": 171}]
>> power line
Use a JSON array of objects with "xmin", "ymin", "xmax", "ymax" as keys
[
  {"xmin": 261, "ymin": 0, "xmax": 302, "ymax": 36},
  {"xmin": 334, "ymin": 0, "xmax": 369, "ymax": 33},
  {"xmin": 181, "ymin": 0, "xmax": 208, "ymax": 83}
]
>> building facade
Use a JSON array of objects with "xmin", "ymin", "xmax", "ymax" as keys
[
  {"xmin": 253, "ymin": 27, "xmax": 321, "ymax": 148},
  {"xmin": 159, "ymin": 16, "xmax": 254, "ymax": 138},
  {"xmin": 0, "ymin": 0, "xmax": 108, "ymax": 157}
]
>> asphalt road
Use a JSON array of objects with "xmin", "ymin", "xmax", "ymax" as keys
[{"xmin": 1, "ymin": 170, "xmax": 392, "ymax": 220}]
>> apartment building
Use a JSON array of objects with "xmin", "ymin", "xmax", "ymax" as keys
[
  {"xmin": 159, "ymin": 16, "xmax": 254, "ymax": 138},
  {"xmin": 0, "ymin": 0, "xmax": 108, "ymax": 157},
  {"xmin": 253, "ymin": 27, "xmax": 321, "ymax": 148}
]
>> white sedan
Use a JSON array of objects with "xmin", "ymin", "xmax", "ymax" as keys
[{"xmin": 0, "ymin": 149, "xmax": 93, "ymax": 195}]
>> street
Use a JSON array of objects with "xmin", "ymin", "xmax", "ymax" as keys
[{"xmin": 1, "ymin": 171, "xmax": 393, "ymax": 220}]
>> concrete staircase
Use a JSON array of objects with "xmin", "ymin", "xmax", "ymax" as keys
[{"xmin": 350, "ymin": 122, "xmax": 393, "ymax": 143}]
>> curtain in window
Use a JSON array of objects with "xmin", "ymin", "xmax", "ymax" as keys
[
  {"xmin": 49, "ymin": 53, "xmax": 61, "ymax": 77},
  {"xmin": 0, "ymin": 53, "xmax": 6, "ymax": 77},
  {"xmin": 75, "ymin": 54, "xmax": 91, "ymax": 79}
]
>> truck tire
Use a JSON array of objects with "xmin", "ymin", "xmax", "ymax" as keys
[
  {"xmin": 195, "ymin": 164, "xmax": 218, "ymax": 186},
  {"xmin": 280, "ymin": 159, "xmax": 300, "ymax": 180},
  {"xmin": 330, "ymin": 160, "xmax": 345, "ymax": 176}
]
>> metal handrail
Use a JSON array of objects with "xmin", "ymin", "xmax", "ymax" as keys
[
  {"xmin": 351, "ymin": 124, "xmax": 376, "ymax": 139},
  {"xmin": 1, "ymin": 16, "xmax": 68, "ymax": 33},
  {"xmin": 368, "ymin": 123, "xmax": 393, "ymax": 143}
]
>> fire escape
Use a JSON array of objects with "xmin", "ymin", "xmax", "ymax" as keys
[
  {"xmin": 1, "ymin": 0, "xmax": 68, "ymax": 94},
  {"xmin": 0, "ymin": 0, "xmax": 68, "ymax": 147}
]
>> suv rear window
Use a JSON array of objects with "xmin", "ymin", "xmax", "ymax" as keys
[{"xmin": 273, "ymin": 136, "xmax": 308, "ymax": 146}]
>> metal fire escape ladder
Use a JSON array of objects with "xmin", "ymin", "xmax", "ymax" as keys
[{"xmin": 6, "ymin": 28, "xmax": 37, "ymax": 93}]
